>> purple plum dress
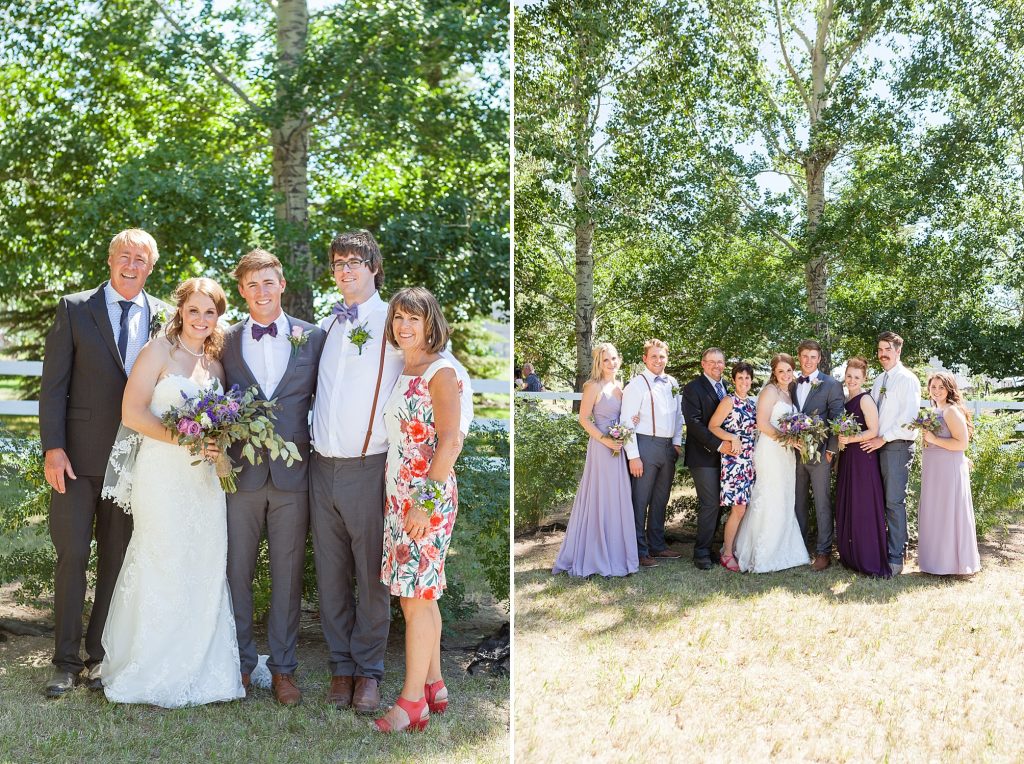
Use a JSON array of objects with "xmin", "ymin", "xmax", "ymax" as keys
[
  {"xmin": 552, "ymin": 388, "xmax": 639, "ymax": 577},
  {"xmin": 918, "ymin": 409, "xmax": 981, "ymax": 575},
  {"xmin": 834, "ymin": 392, "xmax": 891, "ymax": 577}
]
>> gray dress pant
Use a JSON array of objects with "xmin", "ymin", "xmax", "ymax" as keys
[
  {"xmin": 48, "ymin": 474, "xmax": 132, "ymax": 673},
  {"xmin": 630, "ymin": 435, "xmax": 676, "ymax": 558},
  {"xmin": 795, "ymin": 455, "xmax": 834, "ymax": 555},
  {"xmin": 226, "ymin": 484, "xmax": 308, "ymax": 676},
  {"xmin": 879, "ymin": 440, "xmax": 914, "ymax": 565},
  {"xmin": 309, "ymin": 452, "xmax": 390, "ymax": 681}
]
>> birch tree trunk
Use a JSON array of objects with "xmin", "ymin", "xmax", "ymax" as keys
[
  {"xmin": 273, "ymin": 0, "xmax": 313, "ymax": 320},
  {"xmin": 570, "ymin": 60, "xmax": 597, "ymax": 400}
]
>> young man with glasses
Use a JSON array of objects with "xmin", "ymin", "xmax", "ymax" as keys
[{"xmin": 309, "ymin": 230, "xmax": 473, "ymax": 714}]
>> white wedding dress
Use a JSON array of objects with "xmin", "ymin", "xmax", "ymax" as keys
[
  {"xmin": 101, "ymin": 375, "xmax": 245, "ymax": 707},
  {"xmin": 734, "ymin": 398, "xmax": 811, "ymax": 573}
]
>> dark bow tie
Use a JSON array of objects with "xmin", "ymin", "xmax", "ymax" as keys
[
  {"xmin": 252, "ymin": 322, "xmax": 278, "ymax": 341},
  {"xmin": 797, "ymin": 375, "xmax": 812, "ymax": 384},
  {"xmin": 332, "ymin": 301, "xmax": 359, "ymax": 323}
]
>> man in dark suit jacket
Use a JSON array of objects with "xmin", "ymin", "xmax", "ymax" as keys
[
  {"xmin": 790, "ymin": 339, "xmax": 845, "ymax": 571},
  {"xmin": 39, "ymin": 229, "xmax": 171, "ymax": 697},
  {"xmin": 221, "ymin": 249, "xmax": 326, "ymax": 706},
  {"xmin": 682, "ymin": 348, "xmax": 733, "ymax": 570}
]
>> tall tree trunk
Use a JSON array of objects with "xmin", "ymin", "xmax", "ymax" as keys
[
  {"xmin": 805, "ymin": 154, "xmax": 832, "ymax": 371},
  {"xmin": 574, "ymin": 159, "xmax": 596, "ymax": 397},
  {"xmin": 273, "ymin": 0, "xmax": 312, "ymax": 321}
]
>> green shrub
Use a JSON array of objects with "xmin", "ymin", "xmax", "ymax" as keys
[{"xmin": 513, "ymin": 399, "xmax": 587, "ymax": 532}]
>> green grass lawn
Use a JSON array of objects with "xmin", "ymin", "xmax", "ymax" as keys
[
  {"xmin": 515, "ymin": 522, "xmax": 1024, "ymax": 762},
  {"xmin": 0, "ymin": 602, "xmax": 508, "ymax": 763}
]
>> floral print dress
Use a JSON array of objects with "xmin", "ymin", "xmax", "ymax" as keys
[
  {"xmin": 380, "ymin": 358, "xmax": 459, "ymax": 600},
  {"xmin": 719, "ymin": 394, "xmax": 757, "ymax": 505}
]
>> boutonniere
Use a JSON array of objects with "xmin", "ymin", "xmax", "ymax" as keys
[
  {"xmin": 671, "ymin": 384, "xmax": 680, "ymax": 397},
  {"xmin": 878, "ymin": 385, "xmax": 887, "ymax": 399},
  {"xmin": 149, "ymin": 308, "xmax": 167, "ymax": 338},
  {"xmin": 287, "ymin": 326, "xmax": 311, "ymax": 356},
  {"xmin": 810, "ymin": 378, "xmax": 822, "ymax": 390},
  {"xmin": 348, "ymin": 322, "xmax": 372, "ymax": 355}
]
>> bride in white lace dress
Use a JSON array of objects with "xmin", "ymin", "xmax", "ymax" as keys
[
  {"xmin": 734, "ymin": 353, "xmax": 811, "ymax": 574},
  {"xmin": 101, "ymin": 278, "xmax": 245, "ymax": 707}
]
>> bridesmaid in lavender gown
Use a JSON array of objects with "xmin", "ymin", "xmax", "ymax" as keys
[
  {"xmin": 917, "ymin": 372, "xmax": 981, "ymax": 575},
  {"xmin": 553, "ymin": 343, "xmax": 639, "ymax": 577},
  {"xmin": 834, "ymin": 357, "xmax": 890, "ymax": 578}
]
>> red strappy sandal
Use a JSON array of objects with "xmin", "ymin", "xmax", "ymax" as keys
[
  {"xmin": 720, "ymin": 553, "xmax": 740, "ymax": 572},
  {"xmin": 373, "ymin": 695, "xmax": 429, "ymax": 733},
  {"xmin": 424, "ymin": 679, "xmax": 448, "ymax": 714}
]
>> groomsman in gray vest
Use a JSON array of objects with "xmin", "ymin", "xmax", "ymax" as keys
[
  {"xmin": 310, "ymin": 230, "xmax": 473, "ymax": 714},
  {"xmin": 221, "ymin": 249, "xmax": 326, "ymax": 705},
  {"xmin": 790, "ymin": 338, "xmax": 845, "ymax": 571},
  {"xmin": 621, "ymin": 339, "xmax": 684, "ymax": 568},
  {"xmin": 860, "ymin": 331, "xmax": 921, "ymax": 575},
  {"xmin": 39, "ymin": 229, "xmax": 170, "ymax": 697}
]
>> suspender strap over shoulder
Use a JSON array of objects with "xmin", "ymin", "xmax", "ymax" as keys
[
  {"xmin": 362, "ymin": 336, "xmax": 388, "ymax": 459},
  {"xmin": 640, "ymin": 375, "xmax": 656, "ymax": 437}
]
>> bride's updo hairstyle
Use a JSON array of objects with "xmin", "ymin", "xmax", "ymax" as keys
[
  {"xmin": 165, "ymin": 277, "xmax": 228, "ymax": 359},
  {"xmin": 767, "ymin": 352, "xmax": 795, "ymax": 388}
]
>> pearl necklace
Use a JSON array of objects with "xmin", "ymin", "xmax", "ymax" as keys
[{"xmin": 177, "ymin": 339, "xmax": 205, "ymax": 358}]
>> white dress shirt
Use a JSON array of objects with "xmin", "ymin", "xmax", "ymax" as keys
[
  {"xmin": 312, "ymin": 291, "xmax": 474, "ymax": 458},
  {"xmin": 240, "ymin": 313, "xmax": 292, "ymax": 398},
  {"xmin": 870, "ymin": 362, "xmax": 921, "ymax": 442},
  {"xmin": 620, "ymin": 368, "xmax": 683, "ymax": 460},
  {"xmin": 104, "ymin": 283, "xmax": 148, "ymax": 375},
  {"xmin": 796, "ymin": 369, "xmax": 819, "ymax": 410}
]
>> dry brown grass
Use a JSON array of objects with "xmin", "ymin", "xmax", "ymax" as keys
[{"xmin": 514, "ymin": 523, "xmax": 1024, "ymax": 763}]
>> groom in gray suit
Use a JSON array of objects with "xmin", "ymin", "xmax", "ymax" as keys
[
  {"xmin": 221, "ymin": 249, "xmax": 326, "ymax": 706},
  {"xmin": 790, "ymin": 338, "xmax": 845, "ymax": 571},
  {"xmin": 39, "ymin": 229, "xmax": 170, "ymax": 697}
]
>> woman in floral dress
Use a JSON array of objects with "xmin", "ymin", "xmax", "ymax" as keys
[
  {"xmin": 708, "ymin": 362, "xmax": 758, "ymax": 572},
  {"xmin": 376, "ymin": 287, "xmax": 462, "ymax": 733}
]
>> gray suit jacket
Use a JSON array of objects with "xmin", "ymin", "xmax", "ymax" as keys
[
  {"xmin": 39, "ymin": 283, "xmax": 171, "ymax": 477},
  {"xmin": 790, "ymin": 373, "xmax": 845, "ymax": 455},
  {"xmin": 221, "ymin": 316, "xmax": 326, "ymax": 493}
]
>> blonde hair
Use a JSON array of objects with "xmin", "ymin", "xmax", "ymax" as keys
[
  {"xmin": 643, "ymin": 338, "xmax": 668, "ymax": 356},
  {"xmin": 233, "ymin": 248, "xmax": 284, "ymax": 283},
  {"xmin": 384, "ymin": 287, "xmax": 450, "ymax": 354},
  {"xmin": 768, "ymin": 353, "xmax": 795, "ymax": 388},
  {"xmin": 927, "ymin": 372, "xmax": 973, "ymax": 437},
  {"xmin": 165, "ymin": 278, "xmax": 227, "ymax": 359},
  {"xmin": 588, "ymin": 342, "xmax": 620, "ymax": 383},
  {"xmin": 108, "ymin": 228, "xmax": 159, "ymax": 265}
]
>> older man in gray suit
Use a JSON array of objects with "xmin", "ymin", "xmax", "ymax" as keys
[
  {"xmin": 39, "ymin": 229, "xmax": 171, "ymax": 698},
  {"xmin": 221, "ymin": 249, "xmax": 326, "ymax": 706}
]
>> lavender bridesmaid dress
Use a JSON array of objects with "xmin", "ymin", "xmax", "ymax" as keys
[
  {"xmin": 918, "ymin": 409, "xmax": 981, "ymax": 575},
  {"xmin": 552, "ymin": 388, "xmax": 639, "ymax": 577}
]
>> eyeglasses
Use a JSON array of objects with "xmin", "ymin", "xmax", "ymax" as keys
[{"xmin": 330, "ymin": 258, "xmax": 368, "ymax": 272}]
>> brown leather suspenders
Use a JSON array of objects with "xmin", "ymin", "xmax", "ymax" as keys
[{"xmin": 640, "ymin": 375, "xmax": 657, "ymax": 436}]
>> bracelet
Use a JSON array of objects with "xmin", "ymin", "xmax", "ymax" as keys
[{"xmin": 410, "ymin": 477, "xmax": 445, "ymax": 516}]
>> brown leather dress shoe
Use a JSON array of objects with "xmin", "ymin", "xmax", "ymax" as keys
[
  {"xmin": 240, "ymin": 673, "xmax": 251, "ymax": 698},
  {"xmin": 652, "ymin": 548, "xmax": 681, "ymax": 559},
  {"xmin": 639, "ymin": 556, "xmax": 659, "ymax": 568},
  {"xmin": 272, "ymin": 673, "xmax": 302, "ymax": 706},
  {"xmin": 352, "ymin": 676, "xmax": 381, "ymax": 714},
  {"xmin": 327, "ymin": 675, "xmax": 355, "ymax": 708},
  {"xmin": 811, "ymin": 553, "xmax": 831, "ymax": 572}
]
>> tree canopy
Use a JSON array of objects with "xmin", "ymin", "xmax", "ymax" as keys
[
  {"xmin": 0, "ymin": 0, "xmax": 508, "ymax": 350},
  {"xmin": 515, "ymin": 0, "xmax": 1024, "ymax": 384}
]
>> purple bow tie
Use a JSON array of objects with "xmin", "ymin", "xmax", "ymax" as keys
[
  {"xmin": 797, "ymin": 375, "xmax": 812, "ymax": 384},
  {"xmin": 653, "ymin": 375, "xmax": 668, "ymax": 384},
  {"xmin": 252, "ymin": 322, "xmax": 278, "ymax": 341},
  {"xmin": 332, "ymin": 301, "xmax": 359, "ymax": 323}
]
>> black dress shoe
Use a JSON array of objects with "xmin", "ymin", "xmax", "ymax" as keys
[
  {"xmin": 85, "ymin": 664, "xmax": 103, "ymax": 691},
  {"xmin": 44, "ymin": 669, "xmax": 79, "ymax": 698},
  {"xmin": 693, "ymin": 557, "xmax": 713, "ymax": 571}
]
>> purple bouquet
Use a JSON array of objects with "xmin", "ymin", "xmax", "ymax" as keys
[
  {"xmin": 160, "ymin": 384, "xmax": 301, "ymax": 493},
  {"xmin": 605, "ymin": 422, "xmax": 635, "ymax": 457},
  {"xmin": 776, "ymin": 411, "xmax": 829, "ymax": 464},
  {"xmin": 829, "ymin": 412, "xmax": 862, "ymax": 451},
  {"xmin": 906, "ymin": 409, "xmax": 942, "ymax": 435}
]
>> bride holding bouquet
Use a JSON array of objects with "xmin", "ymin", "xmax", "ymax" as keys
[{"xmin": 552, "ymin": 343, "xmax": 639, "ymax": 578}]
